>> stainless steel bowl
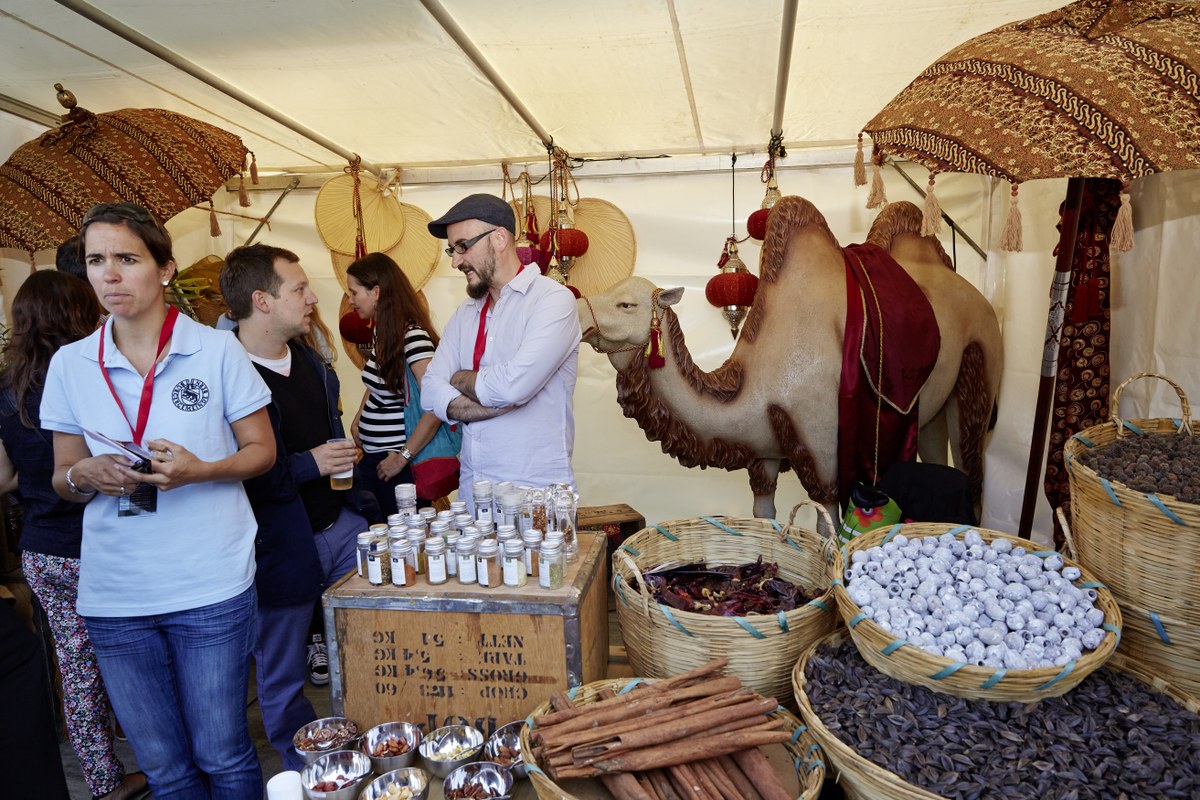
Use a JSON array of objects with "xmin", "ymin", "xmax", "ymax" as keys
[
  {"xmin": 442, "ymin": 761, "xmax": 514, "ymax": 799},
  {"xmin": 417, "ymin": 724, "xmax": 484, "ymax": 779},
  {"xmin": 359, "ymin": 721, "xmax": 422, "ymax": 774},
  {"xmin": 483, "ymin": 721, "xmax": 527, "ymax": 780},
  {"xmin": 301, "ymin": 750, "xmax": 373, "ymax": 800},
  {"xmin": 294, "ymin": 716, "xmax": 362, "ymax": 764},
  {"xmin": 358, "ymin": 767, "xmax": 430, "ymax": 800}
]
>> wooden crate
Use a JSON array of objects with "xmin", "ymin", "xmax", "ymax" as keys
[
  {"xmin": 578, "ymin": 503, "xmax": 644, "ymax": 551},
  {"xmin": 323, "ymin": 533, "xmax": 608, "ymax": 737}
]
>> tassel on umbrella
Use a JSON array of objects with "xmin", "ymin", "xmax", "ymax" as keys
[
  {"xmin": 921, "ymin": 173, "xmax": 942, "ymax": 236},
  {"xmin": 999, "ymin": 183, "xmax": 1023, "ymax": 252}
]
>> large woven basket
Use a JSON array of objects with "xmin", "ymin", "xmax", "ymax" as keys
[
  {"xmin": 612, "ymin": 504, "xmax": 837, "ymax": 704},
  {"xmin": 791, "ymin": 630, "xmax": 1199, "ymax": 800},
  {"xmin": 830, "ymin": 522, "xmax": 1122, "ymax": 701},
  {"xmin": 519, "ymin": 676, "xmax": 825, "ymax": 800},
  {"xmin": 1064, "ymin": 371, "xmax": 1200, "ymax": 698}
]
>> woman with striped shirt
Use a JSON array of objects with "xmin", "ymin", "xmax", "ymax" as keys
[{"xmin": 347, "ymin": 253, "xmax": 442, "ymax": 515}]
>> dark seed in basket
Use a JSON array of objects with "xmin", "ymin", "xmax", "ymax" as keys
[
  {"xmin": 1078, "ymin": 432, "xmax": 1200, "ymax": 503},
  {"xmin": 804, "ymin": 639, "xmax": 1200, "ymax": 799}
]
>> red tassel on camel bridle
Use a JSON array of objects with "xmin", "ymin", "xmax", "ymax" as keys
[{"xmin": 645, "ymin": 288, "xmax": 666, "ymax": 369}]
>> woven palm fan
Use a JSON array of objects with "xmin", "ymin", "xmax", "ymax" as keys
[
  {"xmin": 314, "ymin": 172, "xmax": 406, "ymax": 256},
  {"xmin": 509, "ymin": 196, "xmax": 636, "ymax": 297},
  {"xmin": 175, "ymin": 254, "xmax": 228, "ymax": 326},
  {"xmin": 330, "ymin": 202, "xmax": 440, "ymax": 294}
]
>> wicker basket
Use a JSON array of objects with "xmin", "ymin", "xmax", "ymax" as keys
[
  {"xmin": 1064, "ymin": 371, "xmax": 1200, "ymax": 698},
  {"xmin": 519, "ymin": 676, "xmax": 825, "ymax": 800},
  {"xmin": 830, "ymin": 522, "xmax": 1122, "ymax": 701},
  {"xmin": 612, "ymin": 503, "xmax": 837, "ymax": 704},
  {"xmin": 792, "ymin": 629, "xmax": 1199, "ymax": 800}
]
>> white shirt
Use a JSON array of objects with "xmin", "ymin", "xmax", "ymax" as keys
[
  {"xmin": 41, "ymin": 313, "xmax": 271, "ymax": 617},
  {"xmin": 421, "ymin": 267, "xmax": 581, "ymax": 502}
]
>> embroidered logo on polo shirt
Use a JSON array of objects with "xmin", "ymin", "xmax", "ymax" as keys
[{"xmin": 171, "ymin": 378, "xmax": 210, "ymax": 412}]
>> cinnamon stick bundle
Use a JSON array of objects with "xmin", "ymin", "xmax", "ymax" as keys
[
  {"xmin": 730, "ymin": 747, "xmax": 792, "ymax": 800},
  {"xmin": 717, "ymin": 754, "xmax": 764, "ymax": 800},
  {"xmin": 558, "ymin": 729, "xmax": 792, "ymax": 778},
  {"xmin": 572, "ymin": 697, "xmax": 778, "ymax": 760}
]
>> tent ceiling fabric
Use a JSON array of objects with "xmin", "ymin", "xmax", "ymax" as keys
[{"xmin": 0, "ymin": 0, "xmax": 1064, "ymax": 171}]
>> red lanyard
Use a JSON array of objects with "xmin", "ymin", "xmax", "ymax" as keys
[
  {"xmin": 97, "ymin": 306, "xmax": 179, "ymax": 446},
  {"xmin": 472, "ymin": 266, "xmax": 522, "ymax": 371}
]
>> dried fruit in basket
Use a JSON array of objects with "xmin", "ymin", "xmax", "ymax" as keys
[
  {"xmin": 1077, "ymin": 432, "xmax": 1200, "ymax": 502},
  {"xmin": 638, "ymin": 557, "xmax": 820, "ymax": 615}
]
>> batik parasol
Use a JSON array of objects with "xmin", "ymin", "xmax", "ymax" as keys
[
  {"xmin": 0, "ymin": 85, "xmax": 250, "ymax": 253},
  {"xmin": 860, "ymin": 0, "xmax": 1200, "ymax": 538}
]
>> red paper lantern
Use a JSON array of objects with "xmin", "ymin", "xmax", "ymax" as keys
[
  {"xmin": 747, "ymin": 207, "xmax": 770, "ymax": 241},
  {"xmin": 339, "ymin": 311, "xmax": 374, "ymax": 344},
  {"xmin": 705, "ymin": 270, "xmax": 758, "ymax": 308},
  {"xmin": 516, "ymin": 236, "xmax": 544, "ymax": 269},
  {"xmin": 539, "ymin": 227, "xmax": 589, "ymax": 259}
]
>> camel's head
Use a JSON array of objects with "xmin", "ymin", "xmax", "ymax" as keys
[{"xmin": 577, "ymin": 276, "xmax": 684, "ymax": 357}]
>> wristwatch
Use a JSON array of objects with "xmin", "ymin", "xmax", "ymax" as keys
[
  {"xmin": 65, "ymin": 464, "xmax": 96, "ymax": 497},
  {"xmin": 399, "ymin": 446, "xmax": 414, "ymax": 461}
]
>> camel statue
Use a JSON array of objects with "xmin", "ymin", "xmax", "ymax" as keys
[{"xmin": 577, "ymin": 197, "xmax": 1002, "ymax": 529}]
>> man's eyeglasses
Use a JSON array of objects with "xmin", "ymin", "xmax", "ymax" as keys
[
  {"xmin": 444, "ymin": 228, "xmax": 497, "ymax": 257},
  {"xmin": 82, "ymin": 202, "xmax": 155, "ymax": 225}
]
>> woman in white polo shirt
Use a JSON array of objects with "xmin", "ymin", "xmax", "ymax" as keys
[{"xmin": 41, "ymin": 203, "xmax": 275, "ymax": 800}]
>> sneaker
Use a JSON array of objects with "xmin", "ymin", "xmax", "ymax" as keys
[{"xmin": 307, "ymin": 633, "xmax": 330, "ymax": 686}]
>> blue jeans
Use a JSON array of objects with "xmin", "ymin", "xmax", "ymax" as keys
[
  {"xmin": 86, "ymin": 585, "xmax": 262, "ymax": 800},
  {"xmin": 255, "ymin": 602, "xmax": 315, "ymax": 771}
]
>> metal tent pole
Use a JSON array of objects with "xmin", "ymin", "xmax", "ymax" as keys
[{"xmin": 771, "ymin": 0, "xmax": 799, "ymax": 138}]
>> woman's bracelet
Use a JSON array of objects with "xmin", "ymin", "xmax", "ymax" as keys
[
  {"xmin": 65, "ymin": 464, "xmax": 96, "ymax": 497},
  {"xmin": 399, "ymin": 446, "xmax": 414, "ymax": 461}
]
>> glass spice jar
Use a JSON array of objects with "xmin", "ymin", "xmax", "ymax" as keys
[
  {"xmin": 453, "ymin": 513, "xmax": 474, "ymax": 537},
  {"xmin": 498, "ymin": 489, "xmax": 520, "ymax": 528},
  {"xmin": 527, "ymin": 489, "xmax": 548, "ymax": 534},
  {"xmin": 476, "ymin": 539, "xmax": 501, "ymax": 588},
  {"xmin": 389, "ymin": 540, "xmax": 414, "ymax": 587},
  {"xmin": 539, "ymin": 541, "xmax": 564, "ymax": 590},
  {"xmin": 425, "ymin": 537, "xmax": 449, "ymax": 585},
  {"xmin": 369, "ymin": 523, "xmax": 389, "ymax": 535},
  {"xmin": 496, "ymin": 524, "xmax": 519, "ymax": 544},
  {"xmin": 450, "ymin": 499, "xmax": 468, "ymax": 515},
  {"xmin": 394, "ymin": 483, "xmax": 417, "ymax": 521},
  {"xmin": 356, "ymin": 531, "xmax": 374, "ymax": 577},
  {"xmin": 404, "ymin": 529, "xmax": 425, "ymax": 574},
  {"xmin": 522, "ymin": 529, "xmax": 542, "ymax": 577},
  {"xmin": 502, "ymin": 539, "xmax": 527, "ymax": 587},
  {"xmin": 456, "ymin": 536, "xmax": 478, "ymax": 585},
  {"xmin": 444, "ymin": 532, "xmax": 461, "ymax": 577},
  {"xmin": 367, "ymin": 538, "xmax": 391, "ymax": 586},
  {"xmin": 387, "ymin": 513, "xmax": 406, "ymax": 528},
  {"xmin": 474, "ymin": 520, "xmax": 495, "ymax": 539},
  {"xmin": 554, "ymin": 487, "xmax": 579, "ymax": 560},
  {"xmin": 418, "ymin": 507, "xmax": 437, "ymax": 535},
  {"xmin": 473, "ymin": 479, "xmax": 494, "ymax": 525},
  {"xmin": 430, "ymin": 519, "xmax": 451, "ymax": 542}
]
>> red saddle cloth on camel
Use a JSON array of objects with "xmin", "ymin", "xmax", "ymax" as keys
[{"xmin": 838, "ymin": 243, "xmax": 940, "ymax": 511}]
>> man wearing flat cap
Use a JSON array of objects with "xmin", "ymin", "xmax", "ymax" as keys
[{"xmin": 422, "ymin": 193, "xmax": 581, "ymax": 509}]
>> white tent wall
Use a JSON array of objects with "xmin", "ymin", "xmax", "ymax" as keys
[{"xmin": 1, "ymin": 133, "xmax": 1197, "ymax": 538}]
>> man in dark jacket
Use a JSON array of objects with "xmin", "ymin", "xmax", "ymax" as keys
[{"xmin": 221, "ymin": 244, "xmax": 369, "ymax": 770}]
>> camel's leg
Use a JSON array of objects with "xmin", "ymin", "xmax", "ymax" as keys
[
  {"xmin": 748, "ymin": 458, "xmax": 780, "ymax": 519},
  {"xmin": 951, "ymin": 342, "xmax": 992, "ymax": 519},
  {"xmin": 918, "ymin": 405, "xmax": 950, "ymax": 465}
]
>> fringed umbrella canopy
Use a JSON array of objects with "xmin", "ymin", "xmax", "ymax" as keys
[{"xmin": 0, "ymin": 87, "xmax": 249, "ymax": 253}]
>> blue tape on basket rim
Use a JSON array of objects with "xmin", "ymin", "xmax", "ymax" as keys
[
  {"xmin": 791, "ymin": 725, "xmax": 807, "ymax": 743},
  {"xmin": 807, "ymin": 598, "xmax": 832, "ymax": 611},
  {"xmin": 849, "ymin": 612, "xmax": 868, "ymax": 628},
  {"xmin": 1032, "ymin": 550, "xmax": 1058, "ymax": 557},
  {"xmin": 1065, "ymin": 453, "xmax": 1075, "ymax": 475},
  {"xmin": 1146, "ymin": 494, "xmax": 1186, "ymax": 525},
  {"xmin": 930, "ymin": 661, "xmax": 968, "ymax": 680},
  {"xmin": 703, "ymin": 516, "xmax": 743, "ymax": 536},
  {"xmin": 807, "ymin": 758, "xmax": 826, "ymax": 774},
  {"xmin": 614, "ymin": 578, "xmax": 631, "ymax": 608},
  {"xmin": 806, "ymin": 743, "xmax": 821, "ymax": 759},
  {"xmin": 735, "ymin": 617, "xmax": 767, "ymax": 639},
  {"xmin": 1149, "ymin": 612, "xmax": 1172, "ymax": 644},
  {"xmin": 980, "ymin": 668, "xmax": 1008, "ymax": 689},
  {"xmin": 1035, "ymin": 660, "xmax": 1077, "ymax": 691},
  {"xmin": 883, "ymin": 638, "xmax": 907, "ymax": 656},
  {"xmin": 619, "ymin": 543, "xmax": 641, "ymax": 557},
  {"xmin": 568, "ymin": 685, "xmax": 581, "ymax": 700},
  {"xmin": 770, "ymin": 519, "xmax": 781, "ymax": 531},
  {"xmin": 525, "ymin": 715, "xmax": 535, "ymax": 731},
  {"xmin": 653, "ymin": 524, "xmax": 680, "ymax": 541},
  {"xmin": 947, "ymin": 524, "xmax": 973, "ymax": 537},
  {"xmin": 1080, "ymin": 581, "xmax": 1107, "ymax": 590},
  {"xmin": 658, "ymin": 604, "xmax": 694, "ymax": 636},
  {"xmin": 881, "ymin": 524, "xmax": 903, "ymax": 544},
  {"xmin": 525, "ymin": 762, "xmax": 546, "ymax": 777},
  {"xmin": 1071, "ymin": 432, "xmax": 1096, "ymax": 447},
  {"xmin": 794, "ymin": 756, "xmax": 804, "ymax": 774},
  {"xmin": 777, "ymin": 611, "xmax": 790, "ymax": 633},
  {"xmin": 1100, "ymin": 478, "xmax": 1124, "ymax": 507},
  {"xmin": 1172, "ymin": 417, "xmax": 1184, "ymax": 429},
  {"xmin": 1103, "ymin": 622, "xmax": 1121, "ymax": 646},
  {"xmin": 1121, "ymin": 420, "xmax": 1146, "ymax": 436},
  {"xmin": 783, "ymin": 534, "xmax": 804, "ymax": 552},
  {"xmin": 619, "ymin": 677, "xmax": 644, "ymax": 694}
]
